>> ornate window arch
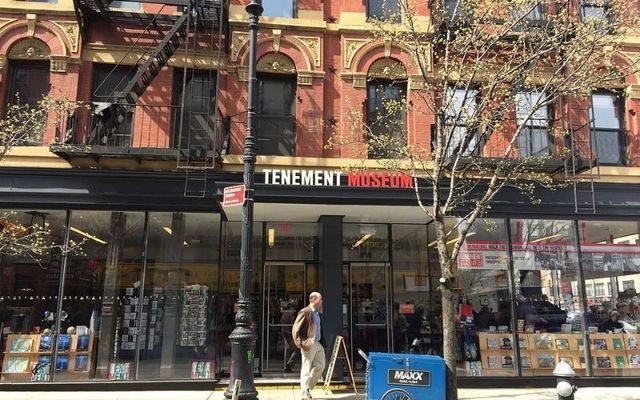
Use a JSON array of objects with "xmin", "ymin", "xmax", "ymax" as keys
[{"xmin": 256, "ymin": 52, "xmax": 297, "ymax": 75}]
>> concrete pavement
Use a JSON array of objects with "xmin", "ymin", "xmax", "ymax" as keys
[{"xmin": 2, "ymin": 387, "xmax": 640, "ymax": 400}]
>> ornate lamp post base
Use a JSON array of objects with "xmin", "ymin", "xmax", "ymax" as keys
[{"xmin": 224, "ymin": 300, "xmax": 258, "ymax": 400}]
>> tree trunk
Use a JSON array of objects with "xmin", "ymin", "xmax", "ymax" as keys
[
  {"xmin": 441, "ymin": 279, "xmax": 457, "ymax": 400},
  {"xmin": 434, "ymin": 216, "xmax": 458, "ymax": 400}
]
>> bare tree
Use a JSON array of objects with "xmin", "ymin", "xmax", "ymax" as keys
[
  {"xmin": 0, "ymin": 95, "xmax": 85, "ymax": 263},
  {"xmin": 332, "ymin": 1, "xmax": 640, "ymax": 398}
]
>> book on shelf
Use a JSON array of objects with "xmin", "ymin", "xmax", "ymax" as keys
[
  {"xmin": 615, "ymin": 356, "xmax": 626, "ymax": 368},
  {"xmin": 596, "ymin": 357, "xmax": 612, "ymax": 369},
  {"xmin": 537, "ymin": 353, "xmax": 555, "ymax": 369},
  {"xmin": 534, "ymin": 335, "xmax": 553, "ymax": 350},
  {"xmin": 555, "ymin": 338, "xmax": 570, "ymax": 351},
  {"xmin": 593, "ymin": 339, "xmax": 608, "ymax": 351},
  {"xmin": 613, "ymin": 338, "xmax": 623, "ymax": 350}
]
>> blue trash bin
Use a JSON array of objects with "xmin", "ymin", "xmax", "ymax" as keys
[{"xmin": 365, "ymin": 352, "xmax": 446, "ymax": 400}]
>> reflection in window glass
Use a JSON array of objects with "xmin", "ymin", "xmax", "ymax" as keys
[
  {"xmin": 136, "ymin": 213, "xmax": 221, "ymax": 380},
  {"xmin": 60, "ymin": 211, "xmax": 145, "ymax": 381},
  {"xmin": 510, "ymin": 219, "xmax": 587, "ymax": 376},
  {"xmin": 0, "ymin": 210, "xmax": 67, "ymax": 382},
  {"xmin": 428, "ymin": 219, "xmax": 515, "ymax": 376},
  {"xmin": 579, "ymin": 220, "xmax": 640, "ymax": 376},
  {"xmin": 218, "ymin": 222, "xmax": 262, "ymax": 375},
  {"xmin": 265, "ymin": 223, "xmax": 318, "ymax": 261},
  {"xmin": 344, "ymin": 224, "xmax": 389, "ymax": 262}
]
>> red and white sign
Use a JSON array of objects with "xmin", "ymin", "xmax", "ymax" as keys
[{"xmin": 223, "ymin": 184, "xmax": 245, "ymax": 207}]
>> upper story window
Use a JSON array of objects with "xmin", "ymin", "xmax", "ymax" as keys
[
  {"xmin": 367, "ymin": 0, "xmax": 401, "ymax": 22},
  {"xmin": 515, "ymin": 91, "xmax": 551, "ymax": 158},
  {"xmin": 366, "ymin": 79, "xmax": 407, "ymax": 159},
  {"xmin": 6, "ymin": 60, "xmax": 50, "ymax": 145},
  {"xmin": 109, "ymin": 1, "xmax": 141, "ymax": 10},
  {"xmin": 580, "ymin": 1, "xmax": 607, "ymax": 20},
  {"xmin": 262, "ymin": 0, "xmax": 295, "ymax": 18},
  {"xmin": 172, "ymin": 69, "xmax": 216, "ymax": 154},
  {"xmin": 590, "ymin": 92, "xmax": 625, "ymax": 165},
  {"xmin": 89, "ymin": 63, "xmax": 137, "ymax": 146},
  {"xmin": 257, "ymin": 73, "xmax": 296, "ymax": 156},
  {"xmin": 443, "ymin": 88, "xmax": 480, "ymax": 158}
]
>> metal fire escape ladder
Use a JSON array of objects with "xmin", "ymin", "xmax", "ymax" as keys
[
  {"xmin": 115, "ymin": 11, "xmax": 190, "ymax": 107},
  {"xmin": 564, "ymin": 96, "xmax": 599, "ymax": 214},
  {"xmin": 179, "ymin": 0, "xmax": 226, "ymax": 198}
]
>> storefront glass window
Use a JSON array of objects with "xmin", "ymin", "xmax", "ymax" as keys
[
  {"xmin": 579, "ymin": 220, "xmax": 640, "ymax": 375},
  {"xmin": 136, "ymin": 213, "xmax": 221, "ymax": 380},
  {"xmin": 391, "ymin": 225, "xmax": 430, "ymax": 354},
  {"xmin": 428, "ymin": 219, "xmax": 515, "ymax": 377},
  {"xmin": 510, "ymin": 219, "xmax": 587, "ymax": 376},
  {"xmin": 344, "ymin": 224, "xmax": 389, "ymax": 262},
  {"xmin": 0, "ymin": 210, "xmax": 67, "ymax": 382},
  {"xmin": 265, "ymin": 223, "xmax": 318, "ymax": 261},
  {"xmin": 58, "ymin": 211, "xmax": 145, "ymax": 381}
]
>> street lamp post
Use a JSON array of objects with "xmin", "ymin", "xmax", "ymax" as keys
[{"xmin": 224, "ymin": 1, "xmax": 262, "ymax": 399}]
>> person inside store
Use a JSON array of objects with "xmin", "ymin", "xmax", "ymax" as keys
[
  {"xmin": 282, "ymin": 300, "xmax": 301, "ymax": 372},
  {"xmin": 599, "ymin": 310, "xmax": 624, "ymax": 333},
  {"xmin": 292, "ymin": 292, "xmax": 326, "ymax": 400},
  {"xmin": 475, "ymin": 305, "xmax": 495, "ymax": 330},
  {"xmin": 392, "ymin": 303, "xmax": 409, "ymax": 353}
]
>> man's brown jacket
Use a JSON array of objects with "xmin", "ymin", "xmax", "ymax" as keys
[{"xmin": 291, "ymin": 306, "xmax": 326, "ymax": 351}]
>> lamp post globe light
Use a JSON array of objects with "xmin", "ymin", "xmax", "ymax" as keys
[{"xmin": 223, "ymin": 1, "xmax": 262, "ymax": 399}]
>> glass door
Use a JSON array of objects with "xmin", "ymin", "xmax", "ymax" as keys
[
  {"xmin": 262, "ymin": 262, "xmax": 308, "ymax": 372},
  {"xmin": 348, "ymin": 262, "xmax": 391, "ymax": 370}
]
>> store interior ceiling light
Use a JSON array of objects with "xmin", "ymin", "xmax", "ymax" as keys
[
  {"xmin": 530, "ymin": 233, "xmax": 562, "ymax": 243},
  {"xmin": 163, "ymin": 226, "xmax": 172, "ymax": 235},
  {"xmin": 70, "ymin": 227, "xmax": 107, "ymax": 245},
  {"xmin": 352, "ymin": 233, "xmax": 372, "ymax": 249}
]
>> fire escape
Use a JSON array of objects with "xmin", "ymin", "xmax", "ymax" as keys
[
  {"xmin": 429, "ymin": 0, "xmax": 600, "ymax": 214},
  {"xmin": 52, "ymin": 0, "xmax": 229, "ymax": 197}
]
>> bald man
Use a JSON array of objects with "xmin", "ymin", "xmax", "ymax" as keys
[{"xmin": 292, "ymin": 292, "xmax": 326, "ymax": 400}]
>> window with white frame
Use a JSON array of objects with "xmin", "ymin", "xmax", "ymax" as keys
[
  {"xmin": 590, "ymin": 92, "xmax": 625, "ymax": 165},
  {"xmin": 515, "ymin": 91, "xmax": 551, "ymax": 157},
  {"xmin": 443, "ymin": 88, "xmax": 479, "ymax": 158},
  {"xmin": 580, "ymin": 0, "xmax": 608, "ymax": 20}
]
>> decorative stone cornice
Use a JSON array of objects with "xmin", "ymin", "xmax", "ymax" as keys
[
  {"xmin": 352, "ymin": 73, "xmax": 367, "ymax": 88},
  {"xmin": 237, "ymin": 65, "xmax": 248, "ymax": 82},
  {"xmin": 409, "ymin": 75, "xmax": 426, "ymax": 90},
  {"xmin": 626, "ymin": 84, "xmax": 640, "ymax": 99},
  {"xmin": 297, "ymin": 71, "xmax": 313, "ymax": 86},
  {"xmin": 51, "ymin": 21, "xmax": 79, "ymax": 53},
  {"xmin": 0, "ymin": 54, "xmax": 6, "ymax": 70},
  {"xmin": 50, "ymin": 55, "xmax": 69, "ymax": 72},
  {"xmin": 293, "ymin": 35, "xmax": 321, "ymax": 68},
  {"xmin": 368, "ymin": 58, "xmax": 407, "ymax": 79},
  {"xmin": 231, "ymin": 31, "xmax": 249, "ymax": 62},
  {"xmin": 8, "ymin": 37, "xmax": 50, "ymax": 60},
  {"xmin": 0, "ymin": 18, "xmax": 17, "ymax": 32},
  {"xmin": 272, "ymin": 29, "xmax": 281, "ymax": 52},
  {"xmin": 26, "ymin": 14, "xmax": 36, "ymax": 37},
  {"xmin": 256, "ymin": 52, "xmax": 296, "ymax": 74},
  {"xmin": 344, "ymin": 38, "xmax": 369, "ymax": 69}
]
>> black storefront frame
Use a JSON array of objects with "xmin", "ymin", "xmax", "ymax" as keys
[{"xmin": 2, "ymin": 167, "xmax": 640, "ymax": 388}]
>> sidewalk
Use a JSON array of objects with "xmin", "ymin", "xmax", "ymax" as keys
[{"xmin": 2, "ymin": 387, "xmax": 640, "ymax": 400}]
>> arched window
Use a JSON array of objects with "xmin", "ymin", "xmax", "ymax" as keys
[
  {"xmin": 6, "ymin": 38, "xmax": 51, "ymax": 145},
  {"xmin": 256, "ymin": 53, "xmax": 297, "ymax": 156},
  {"xmin": 366, "ymin": 58, "xmax": 407, "ymax": 159}
]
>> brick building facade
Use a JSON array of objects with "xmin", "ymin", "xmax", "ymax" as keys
[{"xmin": 1, "ymin": 0, "xmax": 640, "ymax": 388}]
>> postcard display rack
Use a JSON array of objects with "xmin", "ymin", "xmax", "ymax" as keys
[
  {"xmin": 480, "ymin": 332, "xmax": 640, "ymax": 376},
  {"xmin": 1, "ymin": 332, "xmax": 93, "ymax": 382},
  {"xmin": 590, "ymin": 333, "xmax": 640, "ymax": 375},
  {"xmin": 109, "ymin": 286, "xmax": 166, "ymax": 380}
]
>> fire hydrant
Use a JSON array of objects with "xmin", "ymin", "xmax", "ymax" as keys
[{"xmin": 553, "ymin": 360, "xmax": 577, "ymax": 400}]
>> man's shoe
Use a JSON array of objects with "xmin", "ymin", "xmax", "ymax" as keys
[{"xmin": 300, "ymin": 389, "xmax": 312, "ymax": 399}]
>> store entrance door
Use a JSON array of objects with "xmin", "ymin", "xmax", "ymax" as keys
[
  {"xmin": 347, "ymin": 262, "xmax": 391, "ymax": 369},
  {"xmin": 262, "ymin": 262, "xmax": 312, "ymax": 372}
]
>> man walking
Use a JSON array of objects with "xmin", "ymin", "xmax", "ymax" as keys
[{"xmin": 292, "ymin": 292, "xmax": 326, "ymax": 400}]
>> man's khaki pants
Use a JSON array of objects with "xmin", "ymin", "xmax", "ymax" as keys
[{"xmin": 300, "ymin": 341, "xmax": 325, "ymax": 395}]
